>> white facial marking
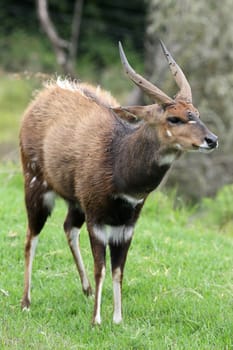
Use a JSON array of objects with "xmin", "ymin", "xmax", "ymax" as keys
[
  {"xmin": 114, "ymin": 194, "xmax": 144, "ymax": 207},
  {"xmin": 113, "ymin": 267, "xmax": 122, "ymax": 324},
  {"xmin": 188, "ymin": 120, "xmax": 197, "ymax": 124},
  {"xmin": 197, "ymin": 140, "xmax": 215, "ymax": 153},
  {"xmin": 93, "ymin": 225, "xmax": 134, "ymax": 246},
  {"xmin": 199, "ymin": 140, "xmax": 209, "ymax": 149},
  {"xmin": 166, "ymin": 129, "xmax": 172, "ymax": 137},
  {"xmin": 159, "ymin": 153, "xmax": 176, "ymax": 166},
  {"xmin": 93, "ymin": 266, "xmax": 106, "ymax": 325},
  {"xmin": 69, "ymin": 228, "xmax": 90, "ymax": 292},
  {"xmin": 43, "ymin": 191, "xmax": 56, "ymax": 211}
]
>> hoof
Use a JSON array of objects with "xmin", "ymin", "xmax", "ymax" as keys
[
  {"xmin": 113, "ymin": 316, "xmax": 122, "ymax": 324},
  {"xmin": 92, "ymin": 316, "xmax": 101, "ymax": 326},
  {"xmin": 22, "ymin": 306, "xmax": 30, "ymax": 312},
  {"xmin": 21, "ymin": 297, "xmax": 31, "ymax": 311},
  {"xmin": 83, "ymin": 285, "xmax": 93, "ymax": 297}
]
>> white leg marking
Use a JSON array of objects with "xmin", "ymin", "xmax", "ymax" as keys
[
  {"xmin": 23, "ymin": 235, "xmax": 38, "ymax": 310},
  {"xmin": 113, "ymin": 267, "xmax": 122, "ymax": 324},
  {"xmin": 69, "ymin": 228, "xmax": 90, "ymax": 291},
  {"xmin": 94, "ymin": 266, "xmax": 106, "ymax": 325}
]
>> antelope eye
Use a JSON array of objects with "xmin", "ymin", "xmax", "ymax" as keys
[{"xmin": 167, "ymin": 116, "xmax": 184, "ymax": 125}]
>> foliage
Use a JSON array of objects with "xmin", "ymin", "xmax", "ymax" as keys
[
  {"xmin": 201, "ymin": 184, "xmax": 233, "ymax": 231},
  {"xmin": 0, "ymin": 1, "xmax": 146, "ymax": 74},
  {"xmin": 0, "ymin": 76, "xmax": 41, "ymax": 161},
  {"xmin": 145, "ymin": 0, "xmax": 233, "ymax": 199},
  {"xmin": 0, "ymin": 30, "xmax": 56, "ymax": 73},
  {"xmin": 0, "ymin": 164, "xmax": 233, "ymax": 349}
]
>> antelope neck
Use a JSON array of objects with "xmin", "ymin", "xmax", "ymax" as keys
[{"xmin": 112, "ymin": 122, "xmax": 171, "ymax": 195}]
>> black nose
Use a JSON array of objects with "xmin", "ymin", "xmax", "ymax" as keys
[{"xmin": 205, "ymin": 135, "xmax": 218, "ymax": 149}]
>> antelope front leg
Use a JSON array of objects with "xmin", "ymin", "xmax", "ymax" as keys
[
  {"xmin": 88, "ymin": 232, "xmax": 106, "ymax": 325},
  {"xmin": 109, "ymin": 239, "xmax": 132, "ymax": 324}
]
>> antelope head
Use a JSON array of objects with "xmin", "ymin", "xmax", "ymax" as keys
[{"xmin": 113, "ymin": 41, "xmax": 218, "ymax": 154}]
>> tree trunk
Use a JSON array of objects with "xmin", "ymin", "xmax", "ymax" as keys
[{"xmin": 36, "ymin": 0, "xmax": 83, "ymax": 77}]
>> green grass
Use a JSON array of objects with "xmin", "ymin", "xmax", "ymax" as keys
[{"xmin": 0, "ymin": 164, "xmax": 233, "ymax": 349}]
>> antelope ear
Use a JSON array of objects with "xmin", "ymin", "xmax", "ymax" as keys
[{"xmin": 112, "ymin": 105, "xmax": 153, "ymax": 123}]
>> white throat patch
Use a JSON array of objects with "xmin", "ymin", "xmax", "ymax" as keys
[
  {"xmin": 159, "ymin": 153, "xmax": 176, "ymax": 166},
  {"xmin": 114, "ymin": 194, "xmax": 144, "ymax": 207}
]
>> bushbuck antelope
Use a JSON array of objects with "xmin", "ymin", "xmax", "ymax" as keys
[{"xmin": 20, "ymin": 41, "xmax": 218, "ymax": 324}]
